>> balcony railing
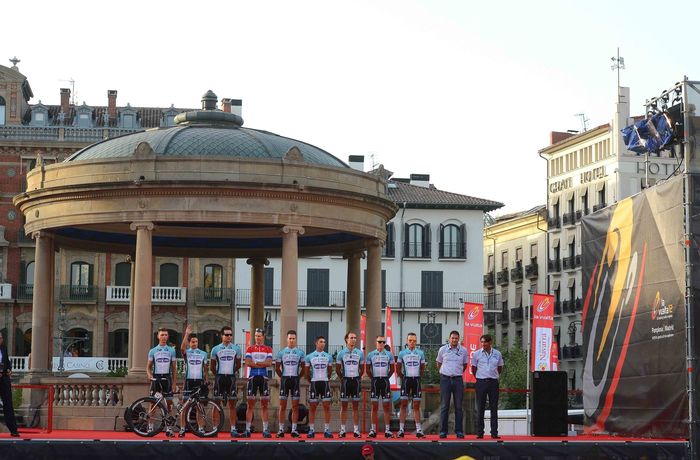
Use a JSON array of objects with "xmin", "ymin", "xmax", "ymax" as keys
[
  {"xmin": 483, "ymin": 272, "xmax": 495, "ymax": 288},
  {"xmin": 562, "ymin": 211, "xmax": 576, "ymax": 227},
  {"xmin": 563, "ymin": 255, "xmax": 577, "ymax": 271},
  {"xmin": 575, "ymin": 254, "xmax": 582, "ymax": 267},
  {"xmin": 548, "ymin": 216, "xmax": 561, "ymax": 230},
  {"xmin": 562, "ymin": 299, "xmax": 580, "ymax": 314},
  {"xmin": 525, "ymin": 263, "xmax": 538, "ymax": 279},
  {"xmin": 0, "ymin": 283, "xmax": 11, "ymax": 300},
  {"xmin": 298, "ymin": 290, "xmax": 346, "ymax": 308},
  {"xmin": 593, "ymin": 203, "xmax": 607, "ymax": 212},
  {"xmin": 548, "ymin": 258, "xmax": 561, "ymax": 273},
  {"xmin": 17, "ymin": 284, "xmax": 33, "ymax": 301},
  {"xmin": 60, "ymin": 285, "xmax": 98, "ymax": 302},
  {"xmin": 496, "ymin": 268, "xmax": 509, "ymax": 285},
  {"xmin": 403, "ymin": 241, "xmax": 431, "ymax": 259},
  {"xmin": 105, "ymin": 286, "xmax": 187, "ymax": 304},
  {"xmin": 562, "ymin": 344, "xmax": 582, "ymax": 359},
  {"xmin": 484, "ymin": 312, "xmax": 496, "ymax": 327},
  {"xmin": 194, "ymin": 287, "xmax": 234, "ymax": 305},
  {"xmin": 0, "ymin": 125, "xmax": 142, "ymax": 142},
  {"xmin": 439, "ymin": 242, "xmax": 467, "ymax": 259},
  {"xmin": 498, "ymin": 308, "xmax": 510, "ymax": 325},
  {"xmin": 510, "ymin": 265, "xmax": 523, "ymax": 283},
  {"xmin": 510, "ymin": 306, "xmax": 524, "ymax": 322}
]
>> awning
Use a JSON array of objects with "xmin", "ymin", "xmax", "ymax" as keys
[
  {"xmin": 552, "ymin": 238, "xmax": 560, "ymax": 248},
  {"xmin": 552, "ymin": 280, "xmax": 560, "ymax": 290},
  {"xmin": 596, "ymin": 181, "xmax": 606, "ymax": 192},
  {"xmin": 568, "ymin": 277, "xmax": 576, "ymax": 287},
  {"xmin": 567, "ymin": 234, "xmax": 575, "ymax": 244},
  {"xmin": 580, "ymin": 187, "xmax": 588, "ymax": 197},
  {"xmin": 550, "ymin": 195, "xmax": 559, "ymax": 206},
  {"xmin": 565, "ymin": 191, "xmax": 574, "ymax": 201}
]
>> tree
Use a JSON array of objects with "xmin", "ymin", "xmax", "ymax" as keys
[{"xmin": 499, "ymin": 345, "xmax": 527, "ymax": 409}]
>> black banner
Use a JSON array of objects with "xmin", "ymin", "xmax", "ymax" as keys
[{"xmin": 581, "ymin": 175, "xmax": 687, "ymax": 437}]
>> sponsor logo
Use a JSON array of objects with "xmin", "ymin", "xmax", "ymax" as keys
[
  {"xmin": 467, "ymin": 305, "xmax": 480, "ymax": 321},
  {"xmin": 536, "ymin": 297, "xmax": 550, "ymax": 313},
  {"xmin": 651, "ymin": 291, "xmax": 674, "ymax": 320}
]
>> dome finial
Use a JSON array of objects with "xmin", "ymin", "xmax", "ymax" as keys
[{"xmin": 201, "ymin": 90, "xmax": 218, "ymax": 110}]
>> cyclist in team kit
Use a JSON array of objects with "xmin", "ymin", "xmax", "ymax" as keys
[
  {"xmin": 244, "ymin": 328, "xmax": 273, "ymax": 438},
  {"xmin": 396, "ymin": 332, "xmax": 426, "ymax": 438},
  {"xmin": 336, "ymin": 331, "xmax": 364, "ymax": 438},
  {"xmin": 275, "ymin": 330, "xmax": 305, "ymax": 438},
  {"xmin": 304, "ymin": 335, "xmax": 334, "ymax": 439},
  {"xmin": 210, "ymin": 326, "xmax": 242, "ymax": 438},
  {"xmin": 178, "ymin": 324, "xmax": 208, "ymax": 437},
  {"xmin": 146, "ymin": 328, "xmax": 178, "ymax": 436},
  {"xmin": 366, "ymin": 335, "xmax": 396, "ymax": 438}
]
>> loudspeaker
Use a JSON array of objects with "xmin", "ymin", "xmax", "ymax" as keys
[{"xmin": 531, "ymin": 371, "xmax": 568, "ymax": 436}]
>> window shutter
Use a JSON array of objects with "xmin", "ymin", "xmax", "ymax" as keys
[
  {"xmin": 424, "ymin": 224, "xmax": 431, "ymax": 258},
  {"xmin": 438, "ymin": 224, "xmax": 444, "ymax": 258},
  {"xmin": 460, "ymin": 224, "xmax": 467, "ymax": 258},
  {"xmin": 403, "ymin": 223, "xmax": 409, "ymax": 258},
  {"xmin": 19, "ymin": 261, "xmax": 26, "ymax": 284}
]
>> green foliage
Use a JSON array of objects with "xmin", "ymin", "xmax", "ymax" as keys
[
  {"xmin": 421, "ymin": 346, "xmax": 441, "ymax": 384},
  {"xmin": 107, "ymin": 366, "xmax": 128, "ymax": 377},
  {"xmin": 499, "ymin": 345, "xmax": 527, "ymax": 409},
  {"xmin": 12, "ymin": 388, "xmax": 22, "ymax": 409}
]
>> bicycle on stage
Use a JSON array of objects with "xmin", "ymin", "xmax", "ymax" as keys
[{"xmin": 125, "ymin": 377, "xmax": 224, "ymax": 437}]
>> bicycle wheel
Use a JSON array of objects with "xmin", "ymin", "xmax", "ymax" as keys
[
  {"xmin": 126, "ymin": 397, "xmax": 168, "ymax": 437},
  {"xmin": 186, "ymin": 399, "xmax": 224, "ymax": 437}
]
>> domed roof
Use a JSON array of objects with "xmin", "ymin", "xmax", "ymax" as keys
[{"xmin": 66, "ymin": 98, "xmax": 348, "ymax": 168}]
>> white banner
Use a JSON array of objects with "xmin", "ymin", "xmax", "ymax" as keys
[{"xmin": 52, "ymin": 357, "xmax": 111, "ymax": 373}]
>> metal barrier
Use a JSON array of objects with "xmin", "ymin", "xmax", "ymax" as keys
[{"xmin": 12, "ymin": 384, "xmax": 54, "ymax": 433}]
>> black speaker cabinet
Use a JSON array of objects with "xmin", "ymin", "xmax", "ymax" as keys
[{"xmin": 531, "ymin": 371, "xmax": 568, "ymax": 436}]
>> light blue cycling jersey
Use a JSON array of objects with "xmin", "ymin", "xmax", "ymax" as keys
[
  {"xmin": 276, "ymin": 347, "xmax": 305, "ymax": 377},
  {"xmin": 336, "ymin": 347, "xmax": 364, "ymax": 378},
  {"xmin": 365, "ymin": 349, "xmax": 395, "ymax": 378},
  {"xmin": 148, "ymin": 345, "xmax": 176, "ymax": 375},
  {"xmin": 184, "ymin": 347, "xmax": 208, "ymax": 380},
  {"xmin": 210, "ymin": 343, "xmax": 242, "ymax": 375},
  {"xmin": 304, "ymin": 350, "xmax": 333, "ymax": 382},
  {"xmin": 397, "ymin": 347, "xmax": 425, "ymax": 378}
]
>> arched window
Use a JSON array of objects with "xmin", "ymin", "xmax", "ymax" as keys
[
  {"xmin": 0, "ymin": 96, "xmax": 5, "ymax": 126},
  {"xmin": 15, "ymin": 327, "xmax": 31, "ymax": 356},
  {"xmin": 203, "ymin": 264, "xmax": 223, "ymax": 300},
  {"xmin": 404, "ymin": 223, "xmax": 430, "ymax": 258},
  {"xmin": 25, "ymin": 261, "xmax": 35, "ymax": 285},
  {"xmin": 114, "ymin": 262, "xmax": 131, "ymax": 286},
  {"xmin": 160, "ymin": 263, "xmax": 179, "ymax": 287},
  {"xmin": 440, "ymin": 224, "xmax": 466, "ymax": 258},
  {"xmin": 70, "ymin": 261, "xmax": 93, "ymax": 300},
  {"xmin": 67, "ymin": 328, "xmax": 93, "ymax": 357}
]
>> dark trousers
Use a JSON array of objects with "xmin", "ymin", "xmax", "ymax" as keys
[
  {"xmin": 439, "ymin": 375, "xmax": 464, "ymax": 435},
  {"xmin": 475, "ymin": 378, "xmax": 499, "ymax": 436},
  {"xmin": 0, "ymin": 374, "xmax": 18, "ymax": 433}
]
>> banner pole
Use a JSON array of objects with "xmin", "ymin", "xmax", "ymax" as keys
[{"xmin": 526, "ymin": 289, "xmax": 532, "ymax": 436}]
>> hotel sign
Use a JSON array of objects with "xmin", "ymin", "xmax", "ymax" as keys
[
  {"xmin": 580, "ymin": 166, "xmax": 607, "ymax": 184},
  {"xmin": 549, "ymin": 177, "xmax": 572, "ymax": 193}
]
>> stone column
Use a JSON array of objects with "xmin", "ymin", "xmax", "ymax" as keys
[
  {"xmin": 129, "ymin": 222, "xmax": 153, "ymax": 375},
  {"xmin": 127, "ymin": 255, "xmax": 135, "ymax": 369},
  {"xmin": 344, "ymin": 251, "xmax": 363, "ymax": 336},
  {"xmin": 365, "ymin": 239, "xmax": 383, "ymax": 347},
  {"xmin": 247, "ymin": 257, "xmax": 269, "ymax": 344},
  {"xmin": 280, "ymin": 225, "xmax": 304, "ymax": 349},
  {"xmin": 30, "ymin": 231, "xmax": 54, "ymax": 373}
]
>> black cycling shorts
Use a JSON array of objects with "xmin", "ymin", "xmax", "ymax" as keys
[
  {"xmin": 214, "ymin": 374, "xmax": 237, "ymax": 400},
  {"xmin": 308, "ymin": 380, "xmax": 331, "ymax": 403},
  {"xmin": 340, "ymin": 376, "xmax": 361, "ymax": 402},
  {"xmin": 247, "ymin": 375, "xmax": 270, "ymax": 400},
  {"xmin": 400, "ymin": 376, "xmax": 422, "ymax": 401},
  {"xmin": 279, "ymin": 376, "xmax": 301, "ymax": 400},
  {"xmin": 370, "ymin": 377, "xmax": 391, "ymax": 401},
  {"xmin": 150, "ymin": 374, "xmax": 173, "ymax": 397},
  {"xmin": 183, "ymin": 379, "xmax": 207, "ymax": 400}
]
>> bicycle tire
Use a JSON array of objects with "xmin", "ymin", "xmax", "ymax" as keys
[
  {"xmin": 186, "ymin": 399, "xmax": 224, "ymax": 437},
  {"xmin": 126, "ymin": 396, "xmax": 168, "ymax": 437}
]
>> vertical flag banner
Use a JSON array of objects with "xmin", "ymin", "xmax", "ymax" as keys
[
  {"xmin": 385, "ymin": 305, "xmax": 399, "ymax": 390},
  {"xmin": 463, "ymin": 302, "xmax": 484, "ymax": 383},
  {"xmin": 360, "ymin": 314, "xmax": 367, "ymax": 355},
  {"xmin": 551, "ymin": 341, "xmax": 559, "ymax": 371},
  {"xmin": 531, "ymin": 294, "xmax": 555, "ymax": 371},
  {"xmin": 244, "ymin": 330, "xmax": 251, "ymax": 378}
]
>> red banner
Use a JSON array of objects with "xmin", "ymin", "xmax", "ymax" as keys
[
  {"xmin": 531, "ymin": 294, "xmax": 555, "ymax": 371},
  {"xmin": 551, "ymin": 341, "xmax": 560, "ymax": 371},
  {"xmin": 463, "ymin": 302, "xmax": 483, "ymax": 383},
  {"xmin": 385, "ymin": 306, "xmax": 399, "ymax": 390},
  {"xmin": 244, "ymin": 330, "xmax": 251, "ymax": 378},
  {"xmin": 360, "ymin": 314, "xmax": 366, "ymax": 355}
]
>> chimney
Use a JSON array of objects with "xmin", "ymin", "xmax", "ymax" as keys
[
  {"xmin": 60, "ymin": 88, "xmax": 71, "ymax": 115},
  {"xmin": 348, "ymin": 155, "xmax": 364, "ymax": 171},
  {"xmin": 221, "ymin": 98, "xmax": 232, "ymax": 113},
  {"xmin": 231, "ymin": 99, "xmax": 242, "ymax": 118},
  {"xmin": 107, "ymin": 90, "xmax": 117, "ymax": 118},
  {"xmin": 410, "ymin": 173, "xmax": 430, "ymax": 188},
  {"xmin": 550, "ymin": 131, "xmax": 575, "ymax": 145}
]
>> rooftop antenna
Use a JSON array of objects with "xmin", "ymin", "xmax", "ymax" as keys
[
  {"xmin": 611, "ymin": 48, "xmax": 625, "ymax": 103},
  {"xmin": 370, "ymin": 153, "xmax": 377, "ymax": 170},
  {"xmin": 59, "ymin": 78, "xmax": 76, "ymax": 105},
  {"xmin": 575, "ymin": 113, "xmax": 589, "ymax": 132}
]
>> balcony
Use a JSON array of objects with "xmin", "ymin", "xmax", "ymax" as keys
[
  {"xmin": 60, "ymin": 285, "xmax": 98, "ymax": 302},
  {"xmin": 562, "ymin": 344, "xmax": 582, "ymax": 360},
  {"xmin": 575, "ymin": 254, "xmax": 582, "ymax": 267},
  {"xmin": 496, "ymin": 268, "xmax": 509, "ymax": 286},
  {"xmin": 574, "ymin": 297, "xmax": 583, "ymax": 312},
  {"xmin": 0, "ymin": 125, "xmax": 141, "ymax": 142},
  {"xmin": 483, "ymin": 272, "xmax": 495, "ymax": 288},
  {"xmin": 593, "ymin": 203, "xmax": 607, "ymax": 212},
  {"xmin": 194, "ymin": 287, "xmax": 234, "ymax": 305},
  {"xmin": 105, "ymin": 286, "xmax": 187, "ymax": 304},
  {"xmin": 562, "ymin": 211, "xmax": 576, "ymax": 227},
  {"xmin": 547, "ymin": 258, "xmax": 561, "ymax": 273},
  {"xmin": 562, "ymin": 255, "xmax": 577, "ymax": 271},
  {"xmin": 525, "ymin": 263, "xmax": 538, "ymax": 279},
  {"xmin": 17, "ymin": 284, "xmax": 33, "ymax": 302},
  {"xmin": 484, "ymin": 312, "xmax": 496, "ymax": 327},
  {"xmin": 298, "ymin": 290, "xmax": 346, "ymax": 307},
  {"xmin": 548, "ymin": 216, "xmax": 561, "ymax": 230},
  {"xmin": 510, "ymin": 306, "xmax": 524, "ymax": 323},
  {"xmin": 498, "ymin": 308, "xmax": 510, "ymax": 325},
  {"xmin": 510, "ymin": 265, "xmax": 523, "ymax": 284},
  {"xmin": 0, "ymin": 283, "xmax": 11, "ymax": 300},
  {"xmin": 562, "ymin": 298, "xmax": 582, "ymax": 314},
  {"xmin": 439, "ymin": 242, "xmax": 467, "ymax": 259}
]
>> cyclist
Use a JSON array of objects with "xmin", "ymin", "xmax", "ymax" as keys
[
  {"xmin": 210, "ymin": 325, "xmax": 242, "ymax": 438},
  {"xmin": 304, "ymin": 335, "xmax": 334, "ymax": 439},
  {"xmin": 244, "ymin": 327, "xmax": 273, "ymax": 438},
  {"xmin": 366, "ymin": 335, "xmax": 395, "ymax": 438},
  {"xmin": 275, "ymin": 330, "xmax": 305, "ymax": 438},
  {"xmin": 146, "ymin": 328, "xmax": 178, "ymax": 436},
  {"xmin": 396, "ymin": 332, "xmax": 426, "ymax": 438},
  {"xmin": 336, "ymin": 331, "xmax": 364, "ymax": 438},
  {"xmin": 178, "ymin": 324, "xmax": 209, "ymax": 437}
]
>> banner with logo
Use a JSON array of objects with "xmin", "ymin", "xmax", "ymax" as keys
[
  {"xmin": 463, "ymin": 302, "xmax": 484, "ymax": 383},
  {"xmin": 531, "ymin": 294, "xmax": 555, "ymax": 371},
  {"xmin": 551, "ymin": 341, "xmax": 559, "ymax": 371},
  {"xmin": 360, "ymin": 314, "xmax": 366, "ymax": 355},
  {"xmin": 581, "ymin": 175, "xmax": 686, "ymax": 437},
  {"xmin": 244, "ymin": 330, "xmax": 251, "ymax": 378},
  {"xmin": 385, "ymin": 306, "xmax": 399, "ymax": 390}
]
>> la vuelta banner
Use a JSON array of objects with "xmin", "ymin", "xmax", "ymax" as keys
[
  {"xmin": 385, "ymin": 306, "xmax": 399, "ymax": 390},
  {"xmin": 463, "ymin": 302, "xmax": 483, "ymax": 383},
  {"xmin": 551, "ymin": 341, "xmax": 559, "ymax": 371},
  {"xmin": 360, "ymin": 315, "xmax": 367, "ymax": 355},
  {"xmin": 531, "ymin": 294, "xmax": 555, "ymax": 371},
  {"xmin": 244, "ymin": 330, "xmax": 251, "ymax": 378},
  {"xmin": 581, "ymin": 175, "xmax": 686, "ymax": 437}
]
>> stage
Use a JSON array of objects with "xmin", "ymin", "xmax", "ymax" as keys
[{"xmin": 0, "ymin": 430, "xmax": 688, "ymax": 459}]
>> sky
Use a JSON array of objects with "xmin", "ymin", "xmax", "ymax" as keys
[{"xmin": 5, "ymin": 0, "xmax": 700, "ymax": 215}]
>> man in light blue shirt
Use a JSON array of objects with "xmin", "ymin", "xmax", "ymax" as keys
[
  {"xmin": 304, "ymin": 335, "xmax": 334, "ymax": 439},
  {"xmin": 366, "ymin": 335, "xmax": 396, "ymax": 438},
  {"xmin": 335, "ymin": 331, "xmax": 364, "ymax": 438},
  {"xmin": 178, "ymin": 324, "xmax": 209, "ymax": 437},
  {"xmin": 470, "ymin": 334, "xmax": 504, "ymax": 439},
  {"xmin": 436, "ymin": 330, "xmax": 469, "ymax": 439},
  {"xmin": 396, "ymin": 332, "xmax": 426, "ymax": 438},
  {"xmin": 275, "ymin": 329, "xmax": 305, "ymax": 438},
  {"xmin": 210, "ymin": 326, "xmax": 242, "ymax": 438}
]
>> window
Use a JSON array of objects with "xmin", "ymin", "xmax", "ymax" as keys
[
  {"xmin": 530, "ymin": 243, "xmax": 538, "ymax": 264},
  {"xmin": 307, "ymin": 268, "xmax": 330, "ymax": 307},
  {"xmin": 200, "ymin": 330, "xmax": 220, "ymax": 354},
  {"xmin": 203, "ymin": 264, "xmax": 223, "ymax": 300},
  {"xmin": 569, "ymin": 281, "xmax": 576, "ymax": 304},
  {"xmin": 404, "ymin": 223, "xmax": 430, "ymax": 258},
  {"xmin": 264, "ymin": 267, "xmax": 274, "ymax": 306},
  {"xmin": 115, "ymin": 262, "xmax": 131, "ymax": 286},
  {"xmin": 306, "ymin": 322, "xmax": 329, "ymax": 354},
  {"xmin": 122, "ymin": 114, "xmax": 135, "ymax": 129},
  {"xmin": 487, "ymin": 254, "xmax": 494, "ymax": 272},
  {"xmin": 581, "ymin": 189, "xmax": 589, "ymax": 212},
  {"xmin": 160, "ymin": 263, "xmax": 179, "ymax": 287},
  {"xmin": 553, "ymin": 201, "xmax": 560, "ymax": 218},
  {"xmin": 67, "ymin": 328, "xmax": 93, "ymax": 357},
  {"xmin": 0, "ymin": 96, "xmax": 5, "ymax": 125},
  {"xmin": 70, "ymin": 261, "xmax": 93, "ymax": 299},
  {"xmin": 439, "ymin": 223, "xmax": 466, "ymax": 258},
  {"xmin": 25, "ymin": 261, "xmax": 35, "ymax": 286},
  {"xmin": 382, "ymin": 223, "xmax": 395, "ymax": 258},
  {"xmin": 515, "ymin": 286, "xmax": 523, "ymax": 308},
  {"xmin": 15, "ymin": 328, "xmax": 31, "ymax": 356},
  {"xmin": 515, "ymin": 247, "xmax": 523, "ymax": 267},
  {"xmin": 421, "ymin": 271, "xmax": 443, "ymax": 309},
  {"xmin": 568, "ymin": 237, "xmax": 576, "ymax": 258},
  {"xmin": 78, "ymin": 113, "xmax": 90, "ymax": 127},
  {"xmin": 108, "ymin": 329, "xmax": 128, "ymax": 358},
  {"xmin": 501, "ymin": 251, "xmax": 508, "ymax": 270},
  {"xmin": 420, "ymin": 322, "xmax": 442, "ymax": 346},
  {"xmin": 598, "ymin": 184, "xmax": 606, "ymax": 205}
]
